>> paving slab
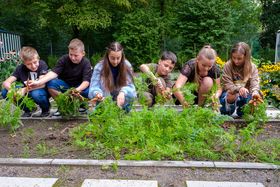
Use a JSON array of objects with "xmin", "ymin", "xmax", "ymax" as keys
[
  {"xmin": 81, "ymin": 179, "xmax": 158, "ymax": 187},
  {"xmin": 0, "ymin": 177, "xmax": 58, "ymax": 187},
  {"xmin": 186, "ymin": 181, "xmax": 264, "ymax": 187}
]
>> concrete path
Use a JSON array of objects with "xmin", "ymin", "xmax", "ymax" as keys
[
  {"xmin": 81, "ymin": 179, "xmax": 158, "ymax": 187},
  {"xmin": 0, "ymin": 177, "xmax": 58, "ymax": 187},
  {"xmin": 186, "ymin": 181, "xmax": 264, "ymax": 187}
]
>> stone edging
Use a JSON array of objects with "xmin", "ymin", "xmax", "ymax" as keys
[{"xmin": 0, "ymin": 158, "xmax": 278, "ymax": 170}]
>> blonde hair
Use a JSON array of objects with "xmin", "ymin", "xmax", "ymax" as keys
[
  {"xmin": 19, "ymin": 46, "xmax": 39, "ymax": 61},
  {"xmin": 230, "ymin": 42, "xmax": 252, "ymax": 82},
  {"xmin": 68, "ymin": 38, "xmax": 85, "ymax": 52},
  {"xmin": 194, "ymin": 45, "xmax": 217, "ymax": 83}
]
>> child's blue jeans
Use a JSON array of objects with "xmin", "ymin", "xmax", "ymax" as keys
[
  {"xmin": 47, "ymin": 78, "xmax": 89, "ymax": 98},
  {"xmin": 219, "ymin": 91, "xmax": 251, "ymax": 117}
]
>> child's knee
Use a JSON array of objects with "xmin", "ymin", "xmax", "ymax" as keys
[{"xmin": 199, "ymin": 77, "xmax": 213, "ymax": 92}]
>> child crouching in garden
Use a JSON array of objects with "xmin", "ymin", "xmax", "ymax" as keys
[
  {"xmin": 220, "ymin": 42, "xmax": 262, "ymax": 117},
  {"xmin": 173, "ymin": 45, "xmax": 222, "ymax": 108},
  {"xmin": 88, "ymin": 41, "xmax": 136, "ymax": 112},
  {"xmin": 1, "ymin": 46, "xmax": 50, "ymax": 117},
  {"xmin": 139, "ymin": 51, "xmax": 177, "ymax": 107}
]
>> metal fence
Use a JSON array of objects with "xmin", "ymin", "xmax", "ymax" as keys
[
  {"xmin": 275, "ymin": 30, "xmax": 280, "ymax": 63},
  {"xmin": 0, "ymin": 29, "xmax": 21, "ymax": 59}
]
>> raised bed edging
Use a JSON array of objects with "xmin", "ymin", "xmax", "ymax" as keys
[{"xmin": 0, "ymin": 158, "xmax": 279, "ymax": 170}]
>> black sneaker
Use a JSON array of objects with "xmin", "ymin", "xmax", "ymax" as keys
[
  {"xmin": 39, "ymin": 111, "xmax": 50, "ymax": 117},
  {"xmin": 21, "ymin": 111, "xmax": 32, "ymax": 117}
]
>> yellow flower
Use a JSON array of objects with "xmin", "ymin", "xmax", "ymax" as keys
[
  {"xmin": 258, "ymin": 63, "xmax": 280, "ymax": 72},
  {"xmin": 216, "ymin": 57, "xmax": 225, "ymax": 67}
]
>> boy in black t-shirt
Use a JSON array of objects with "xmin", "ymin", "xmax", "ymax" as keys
[{"xmin": 1, "ymin": 46, "xmax": 50, "ymax": 117}]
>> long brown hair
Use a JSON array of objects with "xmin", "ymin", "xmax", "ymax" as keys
[
  {"xmin": 230, "ymin": 42, "xmax": 252, "ymax": 82},
  {"xmin": 101, "ymin": 41, "xmax": 132, "ymax": 92}
]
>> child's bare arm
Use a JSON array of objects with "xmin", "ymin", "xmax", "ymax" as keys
[
  {"xmin": 139, "ymin": 64, "xmax": 157, "ymax": 81},
  {"xmin": 2, "ymin": 76, "xmax": 17, "ymax": 90}
]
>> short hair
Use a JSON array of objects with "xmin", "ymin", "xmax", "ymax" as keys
[
  {"xmin": 19, "ymin": 46, "xmax": 39, "ymax": 61},
  {"xmin": 68, "ymin": 38, "xmax": 85, "ymax": 52},
  {"xmin": 197, "ymin": 45, "xmax": 217, "ymax": 60},
  {"xmin": 160, "ymin": 51, "xmax": 177, "ymax": 64}
]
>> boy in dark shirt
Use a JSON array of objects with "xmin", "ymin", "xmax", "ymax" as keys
[
  {"xmin": 2, "ymin": 46, "xmax": 50, "ymax": 117},
  {"xmin": 139, "ymin": 51, "xmax": 177, "ymax": 107},
  {"xmin": 28, "ymin": 38, "xmax": 92, "ymax": 115}
]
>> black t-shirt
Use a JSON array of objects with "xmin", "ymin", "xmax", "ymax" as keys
[
  {"xmin": 180, "ymin": 59, "xmax": 221, "ymax": 82},
  {"xmin": 52, "ymin": 55, "xmax": 92, "ymax": 87},
  {"xmin": 12, "ymin": 60, "xmax": 48, "ymax": 84}
]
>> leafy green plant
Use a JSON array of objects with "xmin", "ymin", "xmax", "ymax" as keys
[
  {"xmin": 0, "ymin": 84, "xmax": 36, "ymax": 131},
  {"xmin": 55, "ymin": 88, "xmax": 87, "ymax": 118},
  {"xmin": 47, "ymin": 55, "xmax": 58, "ymax": 69},
  {"xmin": 70, "ymin": 94, "xmax": 280, "ymax": 164},
  {"xmin": 0, "ymin": 54, "xmax": 19, "ymax": 85},
  {"xmin": 258, "ymin": 63, "xmax": 280, "ymax": 108}
]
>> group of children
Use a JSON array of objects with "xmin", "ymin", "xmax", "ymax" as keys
[{"xmin": 1, "ymin": 39, "xmax": 262, "ymax": 118}]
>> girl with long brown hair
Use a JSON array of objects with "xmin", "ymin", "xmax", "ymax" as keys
[
  {"xmin": 220, "ymin": 42, "xmax": 261, "ymax": 117},
  {"xmin": 88, "ymin": 41, "xmax": 136, "ymax": 111}
]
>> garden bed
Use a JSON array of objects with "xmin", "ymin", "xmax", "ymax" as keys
[{"xmin": 0, "ymin": 118, "xmax": 279, "ymax": 160}]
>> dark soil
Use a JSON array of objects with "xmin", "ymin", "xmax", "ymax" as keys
[{"xmin": 0, "ymin": 119, "xmax": 279, "ymax": 159}]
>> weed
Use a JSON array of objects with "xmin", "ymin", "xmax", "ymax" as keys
[
  {"xmin": 22, "ymin": 144, "xmax": 30, "ymax": 158},
  {"xmin": 36, "ymin": 142, "xmax": 58, "ymax": 156}
]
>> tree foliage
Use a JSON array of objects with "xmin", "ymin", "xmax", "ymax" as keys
[
  {"xmin": 0, "ymin": 0, "xmax": 269, "ymax": 65},
  {"xmin": 260, "ymin": 0, "xmax": 280, "ymax": 49},
  {"xmin": 114, "ymin": 8, "xmax": 162, "ymax": 67},
  {"xmin": 175, "ymin": 0, "xmax": 233, "ymax": 58}
]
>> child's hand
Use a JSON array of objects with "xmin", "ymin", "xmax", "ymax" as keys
[
  {"xmin": 162, "ymin": 89, "xmax": 172, "ymax": 99},
  {"xmin": 27, "ymin": 79, "xmax": 40, "ymax": 88},
  {"xmin": 239, "ymin": 87, "xmax": 249, "ymax": 98},
  {"xmin": 117, "ymin": 92, "xmax": 125, "ymax": 108},
  {"xmin": 95, "ymin": 93, "xmax": 104, "ymax": 101},
  {"xmin": 155, "ymin": 78, "xmax": 164, "ymax": 90},
  {"xmin": 182, "ymin": 101, "xmax": 189, "ymax": 108},
  {"xmin": 16, "ymin": 87, "xmax": 27, "ymax": 96}
]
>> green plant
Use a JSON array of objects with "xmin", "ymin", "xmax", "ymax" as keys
[
  {"xmin": 0, "ymin": 54, "xmax": 19, "ymax": 85},
  {"xmin": 55, "ymin": 88, "xmax": 87, "ymax": 118},
  {"xmin": 22, "ymin": 144, "xmax": 31, "ymax": 158},
  {"xmin": 47, "ymin": 55, "xmax": 58, "ymax": 69},
  {"xmin": 71, "ymin": 94, "xmax": 279, "ymax": 164},
  {"xmin": 258, "ymin": 62, "xmax": 280, "ymax": 108},
  {"xmin": 90, "ymin": 52, "xmax": 103, "ymax": 67},
  {"xmin": 36, "ymin": 142, "xmax": 58, "ymax": 156},
  {"xmin": 0, "ymin": 84, "xmax": 36, "ymax": 131}
]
